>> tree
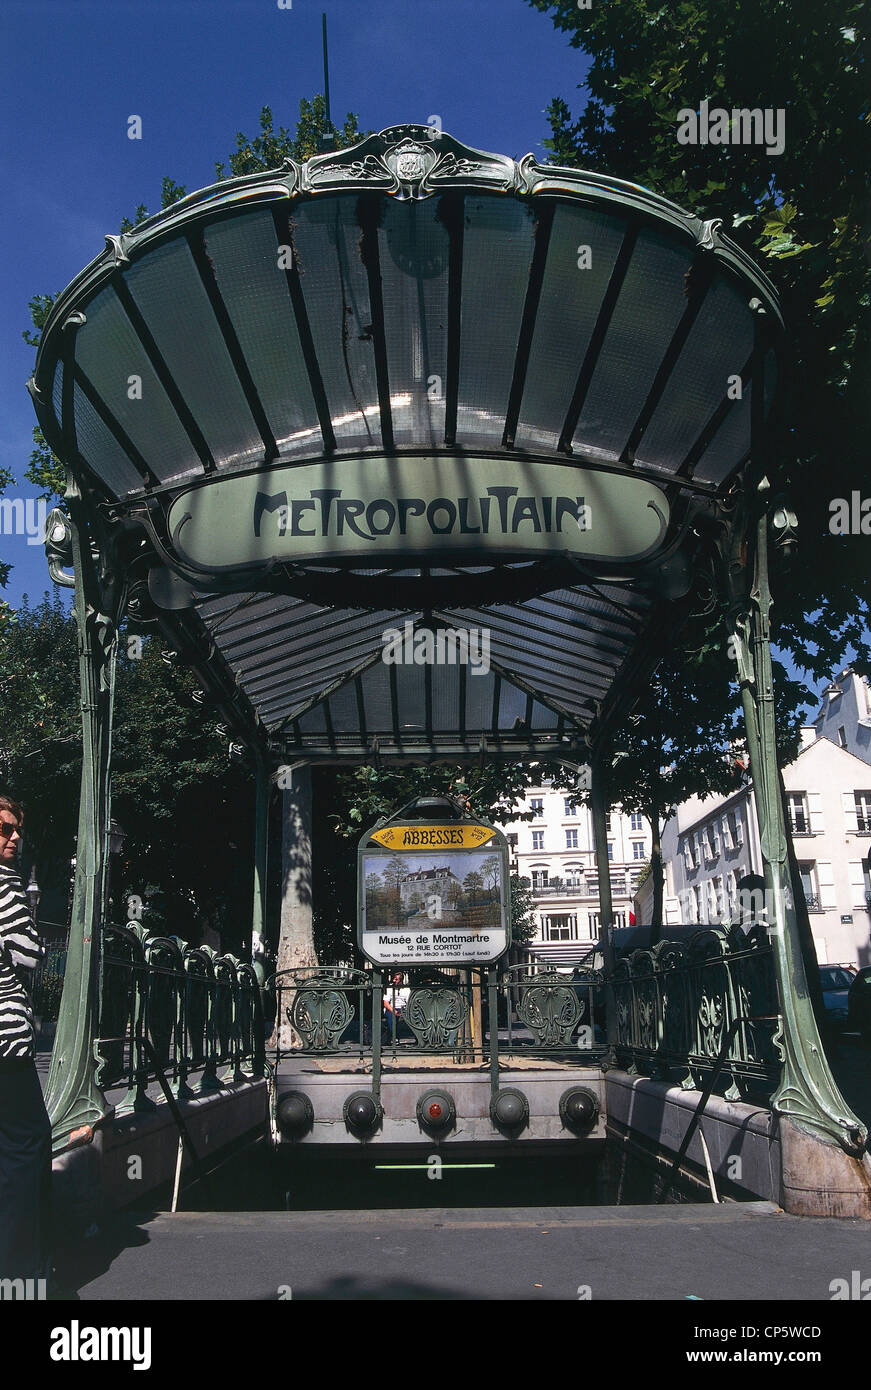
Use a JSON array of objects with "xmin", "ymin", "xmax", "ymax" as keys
[
  {"xmin": 527, "ymin": 0, "xmax": 870, "ymax": 684},
  {"xmin": 0, "ymin": 601, "xmax": 254, "ymax": 947},
  {"xmin": 509, "ymin": 874, "xmax": 537, "ymax": 946}
]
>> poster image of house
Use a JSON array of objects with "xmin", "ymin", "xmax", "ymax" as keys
[{"xmin": 362, "ymin": 850, "xmax": 505, "ymax": 932}]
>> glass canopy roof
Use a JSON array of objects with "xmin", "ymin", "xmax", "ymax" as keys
[{"xmin": 30, "ymin": 125, "xmax": 784, "ymax": 765}]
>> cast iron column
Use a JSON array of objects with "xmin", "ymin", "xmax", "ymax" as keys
[
  {"xmin": 732, "ymin": 506, "xmax": 866, "ymax": 1155},
  {"xmin": 591, "ymin": 751, "xmax": 618, "ymax": 1057},
  {"xmin": 43, "ymin": 487, "xmax": 125, "ymax": 1146}
]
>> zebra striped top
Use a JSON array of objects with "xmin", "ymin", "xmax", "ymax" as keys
[{"xmin": 0, "ymin": 863, "xmax": 44, "ymax": 1060}]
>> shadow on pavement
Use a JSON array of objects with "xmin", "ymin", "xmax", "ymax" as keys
[{"xmin": 51, "ymin": 1211, "xmax": 156, "ymax": 1300}]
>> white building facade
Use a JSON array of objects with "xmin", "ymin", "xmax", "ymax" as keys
[
  {"xmin": 499, "ymin": 780, "xmax": 652, "ymax": 963},
  {"xmin": 650, "ymin": 668, "xmax": 871, "ymax": 967}
]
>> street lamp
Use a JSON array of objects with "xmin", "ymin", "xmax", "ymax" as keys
[
  {"xmin": 25, "ymin": 866, "xmax": 41, "ymax": 925},
  {"xmin": 108, "ymin": 819, "xmax": 126, "ymax": 857},
  {"xmin": 106, "ymin": 819, "xmax": 126, "ymax": 922}
]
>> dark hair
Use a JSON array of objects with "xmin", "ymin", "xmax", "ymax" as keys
[{"xmin": 0, "ymin": 795, "xmax": 23, "ymax": 825}]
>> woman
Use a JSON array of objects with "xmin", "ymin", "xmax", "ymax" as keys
[{"xmin": 0, "ymin": 794, "xmax": 52, "ymax": 1281}]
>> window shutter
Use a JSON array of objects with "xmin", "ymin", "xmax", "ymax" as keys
[
  {"xmin": 816, "ymin": 861, "xmax": 836, "ymax": 908},
  {"xmin": 848, "ymin": 861, "xmax": 866, "ymax": 908},
  {"xmin": 842, "ymin": 791, "xmax": 859, "ymax": 833},
  {"xmin": 722, "ymin": 815, "xmax": 733, "ymax": 850},
  {"xmin": 808, "ymin": 792, "xmax": 824, "ymax": 833}
]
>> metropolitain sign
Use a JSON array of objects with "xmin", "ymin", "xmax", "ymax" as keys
[{"xmin": 166, "ymin": 457, "xmax": 670, "ymax": 572}]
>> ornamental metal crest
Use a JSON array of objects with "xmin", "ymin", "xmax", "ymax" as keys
[
  {"xmin": 289, "ymin": 979, "xmax": 354, "ymax": 1050},
  {"xmin": 517, "ymin": 973, "xmax": 583, "ymax": 1046},
  {"xmin": 406, "ymin": 987, "xmax": 467, "ymax": 1048},
  {"xmin": 385, "ymin": 140, "xmax": 439, "ymax": 198}
]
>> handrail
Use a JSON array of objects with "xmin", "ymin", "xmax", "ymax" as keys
[{"xmin": 656, "ymin": 1012, "xmax": 779, "ymax": 1204}]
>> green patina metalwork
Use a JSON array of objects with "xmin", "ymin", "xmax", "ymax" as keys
[
  {"xmin": 516, "ymin": 971, "xmax": 584, "ymax": 1046},
  {"xmin": 611, "ymin": 925, "xmax": 779, "ymax": 1097},
  {"xmin": 43, "ymin": 475, "xmax": 125, "ymax": 1149},
  {"xmin": 729, "ymin": 503, "xmax": 867, "ymax": 1153},
  {"xmin": 405, "ymin": 986, "xmax": 467, "ymax": 1049},
  {"xmin": 97, "ymin": 925, "xmax": 264, "ymax": 1111}
]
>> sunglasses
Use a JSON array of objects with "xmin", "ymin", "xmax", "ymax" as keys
[{"xmin": 0, "ymin": 821, "xmax": 21, "ymax": 841}]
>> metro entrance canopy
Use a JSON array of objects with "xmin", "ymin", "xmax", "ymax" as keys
[
  {"xmin": 30, "ymin": 124, "xmax": 783, "ymax": 766},
  {"xmin": 32, "ymin": 125, "xmax": 871, "ymax": 1197}
]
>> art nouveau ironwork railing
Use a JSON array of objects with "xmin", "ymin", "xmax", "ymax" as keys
[
  {"xmin": 98, "ymin": 924, "xmax": 265, "ymax": 1112},
  {"xmin": 268, "ymin": 962, "xmax": 607, "ymax": 1066},
  {"xmin": 610, "ymin": 925, "xmax": 781, "ymax": 1099}
]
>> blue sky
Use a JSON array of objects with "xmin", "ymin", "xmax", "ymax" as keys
[{"xmin": 0, "ymin": 0, "xmax": 840, "ymax": 715}]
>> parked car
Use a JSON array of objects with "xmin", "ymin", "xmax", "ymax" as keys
[
  {"xmin": 847, "ymin": 967, "xmax": 871, "ymax": 1041},
  {"xmin": 819, "ymin": 965, "xmax": 856, "ymax": 1031}
]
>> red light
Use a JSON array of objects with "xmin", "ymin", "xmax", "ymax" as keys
[{"xmin": 428, "ymin": 1103, "xmax": 443, "ymax": 1119}]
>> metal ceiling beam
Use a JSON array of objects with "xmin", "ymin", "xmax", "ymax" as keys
[
  {"xmin": 358, "ymin": 194, "xmax": 394, "ymax": 453},
  {"xmin": 678, "ymin": 350, "xmax": 754, "ymax": 478},
  {"xmin": 502, "ymin": 200, "xmax": 555, "ymax": 450},
  {"xmin": 113, "ymin": 272, "xmax": 217, "ymax": 473},
  {"xmin": 619, "ymin": 252, "xmax": 716, "ymax": 464},
  {"xmin": 186, "ymin": 226, "xmax": 280, "ymax": 462},
  {"xmin": 441, "ymin": 193, "xmax": 464, "ymax": 447},
  {"xmin": 71, "ymin": 364, "xmax": 158, "ymax": 488},
  {"xmin": 558, "ymin": 218, "xmax": 639, "ymax": 453},
  {"xmin": 272, "ymin": 206, "xmax": 337, "ymax": 454}
]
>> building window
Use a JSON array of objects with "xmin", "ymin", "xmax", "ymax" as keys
[
  {"xmin": 855, "ymin": 791, "xmax": 871, "ymax": 833},
  {"xmin": 787, "ymin": 793, "xmax": 810, "ymax": 834},
  {"xmin": 727, "ymin": 809, "xmax": 742, "ymax": 848},
  {"xmin": 605, "ymin": 813, "xmax": 612, "ymax": 832},
  {"xmin": 530, "ymin": 797, "xmax": 544, "ymax": 818},
  {"xmin": 798, "ymin": 862, "xmax": 819, "ymax": 911},
  {"xmin": 630, "ymin": 812, "xmax": 643, "ymax": 831},
  {"xmin": 705, "ymin": 823, "xmax": 719, "ymax": 861},
  {"xmin": 838, "ymin": 725, "xmax": 848, "ymax": 748},
  {"xmin": 564, "ymin": 799, "xmax": 577, "ymax": 817},
  {"xmin": 531, "ymin": 830, "xmax": 544, "ymax": 851},
  {"xmin": 565, "ymin": 828, "xmax": 578, "ymax": 849},
  {"xmin": 544, "ymin": 914, "xmax": 577, "ymax": 942},
  {"xmin": 632, "ymin": 842, "xmax": 645, "ymax": 861},
  {"xmin": 682, "ymin": 837, "xmax": 697, "ymax": 871},
  {"xmin": 607, "ymin": 842, "xmax": 614, "ymax": 861},
  {"xmin": 590, "ymin": 911, "xmax": 627, "ymax": 931},
  {"xmin": 531, "ymin": 868, "xmax": 549, "ymax": 889},
  {"xmin": 565, "ymin": 867, "xmax": 583, "ymax": 888}
]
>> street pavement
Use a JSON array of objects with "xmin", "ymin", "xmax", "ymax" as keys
[{"xmin": 52, "ymin": 1201, "xmax": 871, "ymax": 1301}]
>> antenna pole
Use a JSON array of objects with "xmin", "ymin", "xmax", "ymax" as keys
[{"xmin": 322, "ymin": 12, "xmax": 331, "ymax": 130}]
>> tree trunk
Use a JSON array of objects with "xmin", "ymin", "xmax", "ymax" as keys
[
  {"xmin": 273, "ymin": 765, "xmax": 317, "ymax": 1049},
  {"xmin": 648, "ymin": 799, "xmax": 664, "ymax": 947}
]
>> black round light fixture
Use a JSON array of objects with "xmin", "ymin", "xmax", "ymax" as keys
[
  {"xmin": 276, "ymin": 1091, "xmax": 314, "ymax": 1140},
  {"xmin": 417, "ymin": 1089, "xmax": 456, "ymax": 1135},
  {"xmin": 559, "ymin": 1086, "xmax": 600, "ymax": 1135},
  {"xmin": 490, "ymin": 1088, "xmax": 529, "ymax": 1135},
  {"xmin": 344, "ymin": 1091, "xmax": 381, "ymax": 1137}
]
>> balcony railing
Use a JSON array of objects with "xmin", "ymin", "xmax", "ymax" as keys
[
  {"xmin": 804, "ymin": 893, "xmax": 821, "ymax": 911},
  {"xmin": 532, "ymin": 883, "xmax": 588, "ymax": 896}
]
